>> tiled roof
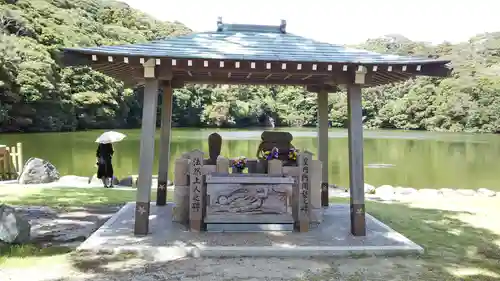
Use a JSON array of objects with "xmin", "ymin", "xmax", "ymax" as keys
[{"xmin": 63, "ymin": 23, "xmax": 449, "ymax": 65}]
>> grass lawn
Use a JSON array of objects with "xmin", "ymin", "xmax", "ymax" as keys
[
  {"xmin": 1, "ymin": 186, "xmax": 499, "ymax": 281},
  {"xmin": 321, "ymin": 196, "xmax": 500, "ymax": 281},
  {"xmin": 0, "ymin": 186, "xmax": 159, "ymax": 208}
]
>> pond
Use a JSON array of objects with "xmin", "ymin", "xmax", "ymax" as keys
[{"xmin": 1, "ymin": 128, "xmax": 499, "ymax": 190}]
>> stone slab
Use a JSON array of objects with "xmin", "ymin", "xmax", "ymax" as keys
[
  {"xmin": 206, "ymin": 182, "xmax": 292, "ymax": 217},
  {"xmin": 77, "ymin": 202, "xmax": 424, "ymax": 260},
  {"xmin": 204, "ymin": 214, "xmax": 294, "ymax": 224},
  {"xmin": 206, "ymin": 223, "xmax": 294, "ymax": 232},
  {"xmin": 206, "ymin": 173, "xmax": 294, "ymax": 184}
]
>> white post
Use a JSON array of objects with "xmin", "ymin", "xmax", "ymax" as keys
[{"xmin": 134, "ymin": 59, "xmax": 159, "ymax": 236}]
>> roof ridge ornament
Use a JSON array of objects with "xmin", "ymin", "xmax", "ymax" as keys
[
  {"xmin": 217, "ymin": 17, "xmax": 224, "ymax": 32},
  {"xmin": 280, "ymin": 19, "xmax": 287, "ymax": 34}
]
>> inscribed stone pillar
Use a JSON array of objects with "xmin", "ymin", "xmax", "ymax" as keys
[
  {"xmin": 310, "ymin": 160, "xmax": 323, "ymax": 222},
  {"xmin": 189, "ymin": 149, "xmax": 204, "ymax": 231},
  {"xmin": 317, "ymin": 89, "xmax": 329, "ymax": 206},
  {"xmin": 347, "ymin": 83, "xmax": 366, "ymax": 236},
  {"xmin": 134, "ymin": 76, "xmax": 159, "ymax": 236},
  {"xmin": 157, "ymin": 81, "xmax": 174, "ymax": 206},
  {"xmin": 297, "ymin": 151, "xmax": 312, "ymax": 232}
]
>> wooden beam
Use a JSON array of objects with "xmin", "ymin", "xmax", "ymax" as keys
[
  {"xmin": 173, "ymin": 76, "xmax": 330, "ymax": 86},
  {"xmin": 305, "ymin": 84, "xmax": 339, "ymax": 93},
  {"xmin": 134, "ymin": 78, "xmax": 159, "ymax": 236},
  {"xmin": 169, "ymin": 59, "xmax": 339, "ymax": 76},
  {"xmin": 317, "ymin": 89, "xmax": 330, "ymax": 207},
  {"xmin": 157, "ymin": 81, "xmax": 173, "ymax": 206}
]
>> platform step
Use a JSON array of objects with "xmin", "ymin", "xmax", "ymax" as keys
[{"xmin": 206, "ymin": 223, "xmax": 294, "ymax": 232}]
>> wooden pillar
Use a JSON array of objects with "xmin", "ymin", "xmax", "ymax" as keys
[
  {"xmin": 347, "ymin": 83, "xmax": 366, "ymax": 236},
  {"xmin": 157, "ymin": 81, "xmax": 174, "ymax": 206},
  {"xmin": 317, "ymin": 89, "xmax": 329, "ymax": 207},
  {"xmin": 134, "ymin": 60, "xmax": 159, "ymax": 236}
]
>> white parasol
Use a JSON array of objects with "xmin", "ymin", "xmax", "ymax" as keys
[{"xmin": 95, "ymin": 131, "xmax": 127, "ymax": 144}]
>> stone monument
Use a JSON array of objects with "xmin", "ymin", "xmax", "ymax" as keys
[{"xmin": 205, "ymin": 174, "xmax": 294, "ymax": 231}]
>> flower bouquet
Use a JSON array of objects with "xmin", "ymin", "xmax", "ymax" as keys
[
  {"xmin": 231, "ymin": 156, "xmax": 247, "ymax": 173},
  {"xmin": 288, "ymin": 148, "xmax": 299, "ymax": 162},
  {"xmin": 263, "ymin": 147, "xmax": 279, "ymax": 160}
]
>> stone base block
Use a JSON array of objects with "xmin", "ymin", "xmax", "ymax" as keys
[{"xmin": 207, "ymin": 223, "xmax": 294, "ymax": 232}]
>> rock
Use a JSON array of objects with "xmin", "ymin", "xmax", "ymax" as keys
[
  {"xmin": 119, "ymin": 175, "xmax": 172, "ymax": 187},
  {"xmin": 418, "ymin": 188, "xmax": 440, "ymax": 196},
  {"xmin": 119, "ymin": 175, "xmax": 137, "ymax": 187},
  {"xmin": 18, "ymin": 157, "xmax": 60, "ymax": 184},
  {"xmin": 0, "ymin": 204, "xmax": 31, "ymax": 244},
  {"xmin": 18, "ymin": 206, "xmax": 58, "ymax": 218},
  {"xmin": 456, "ymin": 189, "xmax": 476, "ymax": 196},
  {"xmin": 439, "ymin": 188, "xmax": 456, "ymax": 196},
  {"xmin": 396, "ymin": 187, "xmax": 417, "ymax": 195},
  {"xmin": 364, "ymin": 183, "xmax": 376, "ymax": 194},
  {"xmin": 477, "ymin": 188, "xmax": 496, "ymax": 197},
  {"xmin": 34, "ymin": 219, "xmax": 97, "ymax": 242},
  {"xmin": 59, "ymin": 175, "xmax": 94, "ymax": 185},
  {"xmin": 375, "ymin": 185, "xmax": 395, "ymax": 197}
]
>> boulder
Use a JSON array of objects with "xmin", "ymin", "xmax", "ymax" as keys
[
  {"xmin": 438, "ymin": 188, "xmax": 458, "ymax": 197},
  {"xmin": 375, "ymin": 185, "xmax": 395, "ymax": 197},
  {"xmin": 456, "ymin": 189, "xmax": 476, "ymax": 196},
  {"xmin": 119, "ymin": 175, "xmax": 172, "ymax": 187},
  {"xmin": 477, "ymin": 188, "xmax": 496, "ymax": 197},
  {"xmin": 364, "ymin": 183, "xmax": 376, "ymax": 194},
  {"xmin": 118, "ymin": 175, "xmax": 137, "ymax": 187},
  {"xmin": 18, "ymin": 157, "xmax": 60, "ymax": 184},
  {"xmin": 396, "ymin": 187, "xmax": 417, "ymax": 195},
  {"xmin": 418, "ymin": 188, "xmax": 440, "ymax": 196},
  {"xmin": 0, "ymin": 204, "xmax": 31, "ymax": 244}
]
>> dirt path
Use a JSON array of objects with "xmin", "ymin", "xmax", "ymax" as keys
[{"xmin": 1, "ymin": 254, "xmax": 429, "ymax": 281}]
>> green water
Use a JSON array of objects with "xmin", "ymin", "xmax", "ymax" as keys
[{"xmin": 1, "ymin": 128, "xmax": 499, "ymax": 190}]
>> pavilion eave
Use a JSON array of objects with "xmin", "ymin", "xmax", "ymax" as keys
[{"xmin": 62, "ymin": 51, "xmax": 450, "ymax": 88}]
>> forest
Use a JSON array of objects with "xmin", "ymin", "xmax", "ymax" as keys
[{"xmin": 1, "ymin": 0, "xmax": 500, "ymax": 133}]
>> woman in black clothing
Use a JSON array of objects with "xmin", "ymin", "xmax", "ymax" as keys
[{"xmin": 96, "ymin": 143, "xmax": 114, "ymax": 188}]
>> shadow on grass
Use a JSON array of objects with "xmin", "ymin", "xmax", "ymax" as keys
[
  {"xmin": 57, "ymin": 199, "xmax": 500, "ymax": 281},
  {"xmin": 2, "ymin": 187, "xmax": 160, "ymax": 208},
  {"xmin": 0, "ymin": 243, "xmax": 73, "ymax": 267}
]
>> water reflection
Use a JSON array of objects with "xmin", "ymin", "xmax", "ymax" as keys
[{"xmin": 0, "ymin": 128, "xmax": 499, "ymax": 190}]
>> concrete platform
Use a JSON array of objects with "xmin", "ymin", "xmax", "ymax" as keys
[{"xmin": 77, "ymin": 202, "xmax": 424, "ymax": 260}]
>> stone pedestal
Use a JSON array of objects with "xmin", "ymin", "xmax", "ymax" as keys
[
  {"xmin": 267, "ymin": 159, "xmax": 282, "ymax": 175},
  {"xmin": 216, "ymin": 157, "xmax": 229, "ymax": 173},
  {"xmin": 172, "ymin": 186, "xmax": 189, "ymax": 223}
]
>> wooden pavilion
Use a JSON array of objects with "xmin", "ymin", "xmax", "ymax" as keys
[{"xmin": 62, "ymin": 19, "xmax": 452, "ymax": 237}]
